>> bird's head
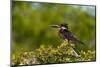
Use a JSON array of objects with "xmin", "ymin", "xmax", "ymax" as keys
[{"xmin": 50, "ymin": 23, "xmax": 68, "ymax": 30}]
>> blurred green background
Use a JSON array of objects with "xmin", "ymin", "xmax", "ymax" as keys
[{"xmin": 12, "ymin": 1, "xmax": 96, "ymax": 55}]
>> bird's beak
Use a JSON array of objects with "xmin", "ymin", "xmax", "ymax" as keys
[{"xmin": 50, "ymin": 25, "xmax": 60, "ymax": 28}]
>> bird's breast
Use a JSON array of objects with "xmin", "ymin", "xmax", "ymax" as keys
[{"xmin": 59, "ymin": 29, "xmax": 69, "ymax": 39}]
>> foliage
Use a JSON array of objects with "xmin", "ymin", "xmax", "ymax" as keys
[
  {"xmin": 12, "ymin": 41, "xmax": 95, "ymax": 66},
  {"xmin": 12, "ymin": 1, "xmax": 96, "ymax": 66},
  {"xmin": 12, "ymin": 1, "xmax": 96, "ymax": 53}
]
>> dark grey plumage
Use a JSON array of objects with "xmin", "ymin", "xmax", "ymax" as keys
[{"xmin": 51, "ymin": 23, "xmax": 84, "ymax": 45}]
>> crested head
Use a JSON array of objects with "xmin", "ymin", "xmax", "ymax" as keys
[
  {"xmin": 50, "ymin": 23, "xmax": 69, "ymax": 30},
  {"xmin": 59, "ymin": 23, "xmax": 68, "ymax": 30}
]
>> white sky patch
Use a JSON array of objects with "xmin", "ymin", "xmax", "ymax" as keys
[{"xmin": 71, "ymin": 5, "xmax": 95, "ymax": 16}]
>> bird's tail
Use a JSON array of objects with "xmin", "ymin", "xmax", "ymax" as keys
[
  {"xmin": 78, "ymin": 40, "xmax": 84, "ymax": 45},
  {"xmin": 76, "ymin": 39, "xmax": 85, "ymax": 45},
  {"xmin": 72, "ymin": 38, "xmax": 85, "ymax": 45}
]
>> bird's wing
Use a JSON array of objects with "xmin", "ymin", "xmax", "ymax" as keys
[
  {"xmin": 63, "ymin": 30, "xmax": 84, "ymax": 45},
  {"xmin": 63, "ymin": 30, "xmax": 74, "ymax": 39}
]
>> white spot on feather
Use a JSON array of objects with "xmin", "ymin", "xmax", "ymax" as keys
[{"xmin": 61, "ymin": 27, "xmax": 66, "ymax": 29}]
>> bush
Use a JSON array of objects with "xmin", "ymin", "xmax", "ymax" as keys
[{"xmin": 12, "ymin": 41, "xmax": 95, "ymax": 66}]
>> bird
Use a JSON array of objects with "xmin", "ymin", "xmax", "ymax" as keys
[{"xmin": 50, "ymin": 23, "xmax": 84, "ymax": 45}]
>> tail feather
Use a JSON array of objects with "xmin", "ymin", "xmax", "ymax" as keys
[
  {"xmin": 77, "ymin": 40, "xmax": 85, "ymax": 45},
  {"xmin": 72, "ymin": 38, "xmax": 85, "ymax": 45}
]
